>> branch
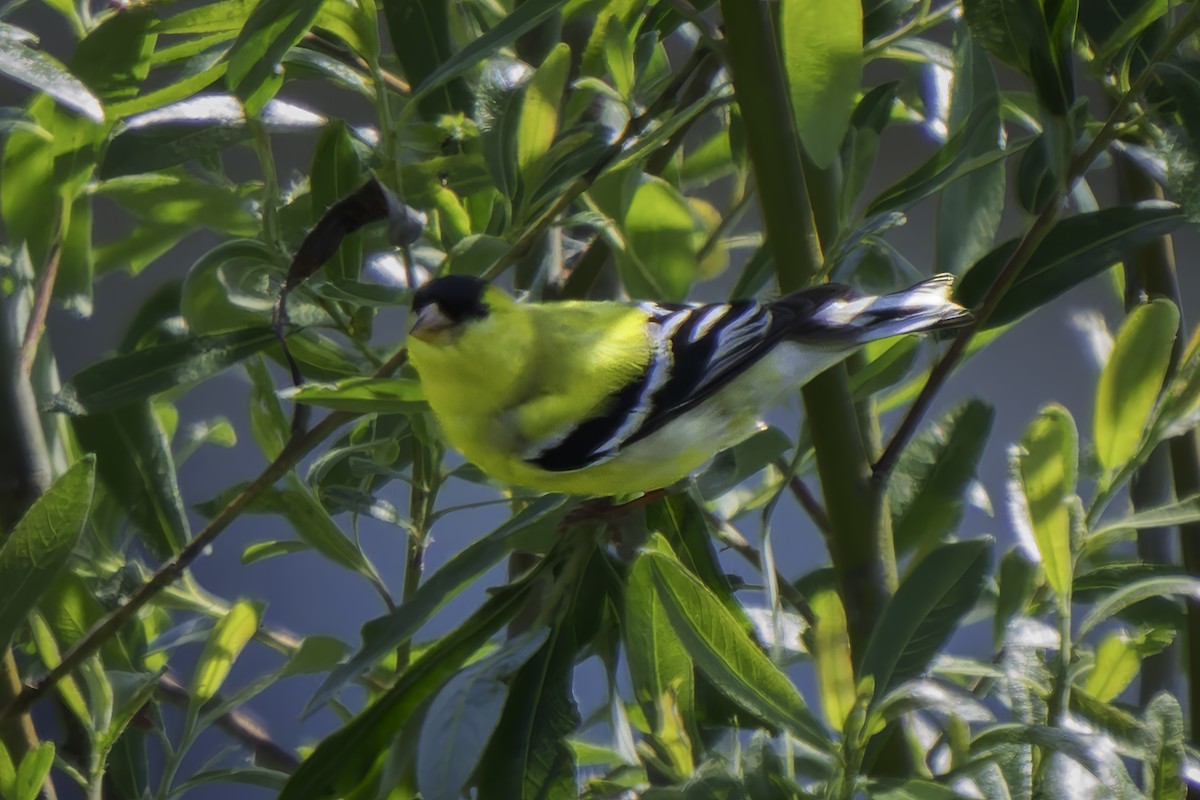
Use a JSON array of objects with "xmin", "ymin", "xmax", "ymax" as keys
[
  {"xmin": 156, "ymin": 673, "xmax": 300, "ymax": 774},
  {"xmin": 0, "ymin": 347, "xmax": 409, "ymax": 725},
  {"xmin": 20, "ymin": 238, "xmax": 62, "ymax": 377},
  {"xmin": 872, "ymin": 4, "xmax": 1200, "ymax": 484}
]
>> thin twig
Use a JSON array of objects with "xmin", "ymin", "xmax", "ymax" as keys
[
  {"xmin": 708, "ymin": 513, "xmax": 816, "ymax": 626},
  {"xmin": 787, "ymin": 474, "xmax": 831, "ymax": 535},
  {"xmin": 0, "ymin": 348, "xmax": 410, "ymax": 725},
  {"xmin": 872, "ymin": 4, "xmax": 1200, "ymax": 484},
  {"xmin": 156, "ymin": 673, "xmax": 300, "ymax": 774},
  {"xmin": 20, "ymin": 238, "xmax": 62, "ymax": 377}
]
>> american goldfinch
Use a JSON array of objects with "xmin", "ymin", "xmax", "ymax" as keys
[{"xmin": 406, "ymin": 274, "xmax": 970, "ymax": 496}]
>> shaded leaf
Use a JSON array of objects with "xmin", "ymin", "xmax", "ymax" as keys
[
  {"xmin": 621, "ymin": 176, "xmax": 699, "ymax": 301},
  {"xmin": 309, "ymin": 120, "xmax": 366, "ymax": 281},
  {"xmin": 1144, "ymin": 693, "xmax": 1185, "ymax": 800},
  {"xmin": 1078, "ymin": 576, "xmax": 1200, "ymax": 639},
  {"xmin": 517, "ymin": 42, "xmax": 570, "ymax": 192},
  {"xmin": 0, "ymin": 457, "xmax": 94, "ymax": 649},
  {"xmin": 890, "ymin": 400, "xmax": 994, "ymax": 555},
  {"xmin": 626, "ymin": 547, "xmax": 696, "ymax": 733},
  {"xmin": 860, "ymin": 539, "xmax": 991, "ymax": 697},
  {"xmin": 309, "ymin": 495, "xmax": 571, "ymax": 712},
  {"xmin": 13, "ymin": 743, "xmax": 54, "ymax": 800},
  {"xmin": 956, "ymin": 201, "xmax": 1185, "ymax": 328},
  {"xmin": 54, "ymin": 327, "xmax": 276, "ymax": 415}
]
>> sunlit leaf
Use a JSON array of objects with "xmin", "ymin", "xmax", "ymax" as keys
[
  {"xmin": 1013, "ymin": 404, "xmax": 1077, "ymax": 601},
  {"xmin": 191, "ymin": 600, "xmax": 260, "ymax": 704},
  {"xmin": 1144, "ymin": 693, "xmax": 1186, "ymax": 800},
  {"xmin": 1078, "ymin": 576, "xmax": 1200, "ymax": 639},
  {"xmin": 626, "ymin": 548, "xmax": 696, "ymax": 734},
  {"xmin": 12, "ymin": 743, "xmax": 54, "ymax": 800},
  {"xmin": 1094, "ymin": 299, "xmax": 1178, "ymax": 477},
  {"xmin": 1082, "ymin": 631, "xmax": 1140, "ymax": 702},
  {"xmin": 0, "ymin": 23, "xmax": 102, "ymax": 121},
  {"xmin": 780, "ymin": 0, "xmax": 862, "ymax": 168},
  {"xmin": 621, "ymin": 176, "xmax": 699, "ymax": 301},
  {"xmin": 281, "ymin": 377, "xmax": 426, "ymax": 413},
  {"xmin": 225, "ymin": 0, "xmax": 324, "ymax": 114},
  {"xmin": 517, "ymin": 42, "xmax": 570, "ymax": 192},
  {"xmin": 641, "ymin": 535, "xmax": 828, "ymax": 750},
  {"xmin": 0, "ymin": 457, "xmax": 94, "ymax": 649}
]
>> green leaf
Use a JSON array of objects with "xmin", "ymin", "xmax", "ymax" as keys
[
  {"xmin": 309, "ymin": 120, "xmax": 366, "ymax": 281},
  {"xmin": 242, "ymin": 540, "xmax": 310, "ymax": 565},
  {"xmin": 0, "ymin": 741, "xmax": 13, "ymax": 800},
  {"xmin": 803, "ymin": 574, "xmax": 855, "ymax": 729},
  {"xmin": 780, "ymin": 0, "xmax": 862, "ymax": 168},
  {"xmin": 641, "ymin": 535, "xmax": 827, "ymax": 750},
  {"xmin": 281, "ymin": 377, "xmax": 427, "ymax": 413},
  {"xmin": 517, "ymin": 42, "xmax": 570, "ymax": 192},
  {"xmin": 95, "ymin": 671, "xmax": 162, "ymax": 763},
  {"xmin": 405, "ymin": 0, "xmax": 568, "ymax": 113},
  {"xmin": 70, "ymin": 8, "xmax": 157, "ymax": 106},
  {"xmin": 0, "ymin": 456, "xmax": 94, "ymax": 649},
  {"xmin": 96, "ymin": 172, "xmax": 258, "ymax": 236},
  {"xmin": 972, "ymin": 724, "xmax": 1140, "ymax": 797},
  {"xmin": 620, "ymin": 176, "xmax": 699, "ymax": 301},
  {"xmin": 191, "ymin": 600, "xmax": 260, "ymax": 704},
  {"xmin": 993, "ymin": 548, "xmax": 1038, "ymax": 647},
  {"xmin": 314, "ymin": 0, "xmax": 379, "ymax": 62},
  {"xmin": 961, "ymin": 0, "xmax": 1042, "ymax": 73},
  {"xmin": 245, "ymin": 356, "xmax": 290, "ymax": 461},
  {"xmin": 225, "ymin": 0, "xmax": 324, "ymax": 115},
  {"xmin": 477, "ymin": 58, "xmax": 528, "ymax": 201},
  {"xmin": 936, "ymin": 29, "xmax": 1006, "ymax": 276},
  {"xmin": 474, "ymin": 624, "xmax": 580, "ymax": 800},
  {"xmin": 154, "ymin": 0, "xmax": 256, "ymax": 32},
  {"xmin": 1094, "ymin": 299, "xmax": 1179, "ymax": 477},
  {"xmin": 13, "ymin": 742, "xmax": 54, "ymax": 800},
  {"xmin": 74, "ymin": 404, "xmax": 189, "ymax": 558},
  {"xmin": 308, "ymin": 495, "xmax": 572, "ymax": 712},
  {"xmin": 1144, "ymin": 693, "xmax": 1185, "ymax": 800},
  {"xmin": 890, "ymin": 400, "xmax": 994, "ymax": 555},
  {"xmin": 1082, "ymin": 631, "xmax": 1140, "ymax": 702},
  {"xmin": 1088, "ymin": 494, "xmax": 1200, "ymax": 551},
  {"xmin": 279, "ymin": 635, "xmax": 349, "ymax": 677},
  {"xmin": 418, "ymin": 629, "xmax": 550, "ymax": 800},
  {"xmin": 696, "ymin": 426, "xmax": 792, "ymax": 501},
  {"xmin": 280, "ymin": 580, "xmax": 538, "ymax": 800},
  {"xmin": 1077, "ymin": 576, "xmax": 1200, "ymax": 639},
  {"xmin": 956, "ymin": 201, "xmax": 1186, "ymax": 328},
  {"xmin": 626, "ymin": 548, "xmax": 696, "ymax": 733},
  {"xmin": 859, "ymin": 539, "xmax": 990, "ymax": 698},
  {"xmin": 1013, "ymin": 404, "xmax": 1077, "ymax": 600},
  {"xmin": 0, "ymin": 24, "xmax": 102, "ymax": 121},
  {"xmin": 54, "ymin": 327, "xmax": 277, "ymax": 415},
  {"xmin": 384, "ymin": 0, "xmax": 469, "ymax": 117},
  {"xmin": 867, "ymin": 104, "xmax": 1020, "ymax": 215}
]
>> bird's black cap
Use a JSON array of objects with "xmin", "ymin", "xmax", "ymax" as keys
[{"xmin": 412, "ymin": 275, "xmax": 489, "ymax": 323}]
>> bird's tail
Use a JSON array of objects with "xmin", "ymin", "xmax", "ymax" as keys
[{"xmin": 805, "ymin": 274, "xmax": 973, "ymax": 343}]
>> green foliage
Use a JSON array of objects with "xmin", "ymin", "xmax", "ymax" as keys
[{"xmin": 2, "ymin": 0, "xmax": 1200, "ymax": 798}]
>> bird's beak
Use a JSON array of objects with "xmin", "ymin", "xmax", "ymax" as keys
[{"xmin": 409, "ymin": 305, "xmax": 454, "ymax": 342}]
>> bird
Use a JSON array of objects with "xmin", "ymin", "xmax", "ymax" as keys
[{"xmin": 405, "ymin": 274, "xmax": 971, "ymax": 496}]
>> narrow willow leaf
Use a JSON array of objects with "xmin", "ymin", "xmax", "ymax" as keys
[
  {"xmin": 780, "ymin": 0, "xmax": 863, "ymax": 168},
  {"xmin": 516, "ymin": 42, "xmax": 570, "ymax": 191},
  {"xmin": 314, "ymin": 0, "xmax": 379, "ymax": 62},
  {"xmin": 280, "ymin": 580, "xmax": 536, "ymax": 800},
  {"xmin": 242, "ymin": 540, "xmax": 310, "ymax": 565},
  {"xmin": 225, "ymin": 0, "xmax": 324, "ymax": 114},
  {"xmin": 956, "ymin": 201, "xmax": 1185, "ymax": 327},
  {"xmin": 1144, "ymin": 693, "xmax": 1185, "ymax": 800},
  {"xmin": 280, "ymin": 377, "xmax": 426, "ymax": 413},
  {"xmin": 308, "ymin": 495, "xmax": 571, "ymax": 712},
  {"xmin": 936, "ymin": 30, "xmax": 1005, "ymax": 276},
  {"xmin": 0, "ymin": 24, "xmax": 102, "ymax": 121},
  {"xmin": 0, "ymin": 457, "xmax": 94, "ymax": 649},
  {"xmin": 1094, "ymin": 299, "xmax": 1179, "ymax": 477},
  {"xmin": 994, "ymin": 548, "xmax": 1039, "ymax": 648},
  {"xmin": 0, "ymin": 740, "xmax": 14, "ymax": 800},
  {"xmin": 172, "ymin": 768, "xmax": 288, "ymax": 795},
  {"xmin": 70, "ymin": 8, "xmax": 156, "ymax": 106},
  {"xmin": 474, "ymin": 626, "xmax": 580, "ymax": 800},
  {"xmin": 973, "ymin": 724, "xmax": 1140, "ymax": 798},
  {"xmin": 95, "ymin": 670, "xmax": 161, "ymax": 762},
  {"xmin": 309, "ymin": 120, "xmax": 366, "ymax": 281},
  {"xmin": 13, "ymin": 743, "xmax": 54, "ymax": 800},
  {"xmin": 859, "ymin": 539, "xmax": 990, "ymax": 698},
  {"xmin": 1078, "ymin": 576, "xmax": 1200, "ymax": 639},
  {"xmin": 1082, "ymin": 632, "xmax": 1140, "ymax": 702},
  {"xmin": 890, "ymin": 400, "xmax": 994, "ymax": 555},
  {"xmin": 406, "ymin": 0, "xmax": 567, "ymax": 112},
  {"xmin": 154, "ymin": 0, "xmax": 256, "ymax": 33},
  {"xmin": 54, "ymin": 327, "xmax": 276, "ymax": 415},
  {"xmin": 621, "ymin": 176, "xmax": 699, "ymax": 301},
  {"xmin": 808, "ymin": 580, "xmax": 855, "ymax": 729},
  {"xmin": 75, "ymin": 404, "xmax": 188, "ymax": 559},
  {"xmin": 642, "ymin": 536, "xmax": 827, "ymax": 750},
  {"xmin": 417, "ymin": 629, "xmax": 550, "ymax": 800},
  {"xmin": 626, "ymin": 549, "xmax": 695, "ymax": 733},
  {"xmin": 1088, "ymin": 494, "xmax": 1200, "ymax": 550},
  {"xmin": 1013, "ymin": 404, "xmax": 1077, "ymax": 600},
  {"xmin": 191, "ymin": 600, "xmax": 260, "ymax": 704}
]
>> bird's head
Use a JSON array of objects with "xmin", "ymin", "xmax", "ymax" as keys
[{"xmin": 408, "ymin": 274, "xmax": 514, "ymax": 345}]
